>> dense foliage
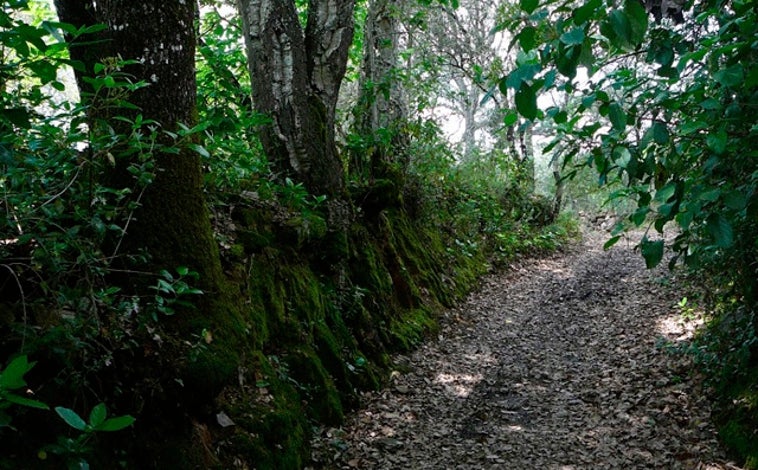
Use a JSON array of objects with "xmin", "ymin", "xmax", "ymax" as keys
[
  {"xmin": 498, "ymin": 0, "xmax": 757, "ymax": 463},
  {"xmin": 0, "ymin": 0, "xmax": 575, "ymax": 467}
]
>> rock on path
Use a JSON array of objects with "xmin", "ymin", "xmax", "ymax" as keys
[{"xmin": 309, "ymin": 231, "xmax": 740, "ymax": 469}]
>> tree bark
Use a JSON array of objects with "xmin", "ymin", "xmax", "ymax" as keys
[
  {"xmin": 354, "ymin": 0, "xmax": 409, "ymax": 177},
  {"xmin": 54, "ymin": 1, "xmax": 235, "ymax": 336},
  {"xmin": 236, "ymin": 0, "xmax": 354, "ymax": 196}
]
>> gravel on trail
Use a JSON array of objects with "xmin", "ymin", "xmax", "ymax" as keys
[{"xmin": 308, "ymin": 231, "xmax": 742, "ymax": 469}]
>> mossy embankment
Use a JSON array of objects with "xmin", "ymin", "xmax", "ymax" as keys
[
  {"xmin": 199, "ymin": 199, "xmax": 489, "ymax": 468},
  {"xmin": 162, "ymin": 177, "xmax": 578, "ymax": 468}
]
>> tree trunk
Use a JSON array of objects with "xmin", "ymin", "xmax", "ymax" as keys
[
  {"xmin": 354, "ymin": 0, "xmax": 408, "ymax": 177},
  {"xmin": 54, "ymin": 1, "xmax": 241, "ymax": 354},
  {"xmin": 236, "ymin": 0, "xmax": 354, "ymax": 196}
]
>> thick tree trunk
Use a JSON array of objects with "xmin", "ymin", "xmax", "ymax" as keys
[
  {"xmin": 54, "ymin": 1, "xmax": 238, "ymax": 343},
  {"xmin": 236, "ymin": 0, "xmax": 354, "ymax": 196}
]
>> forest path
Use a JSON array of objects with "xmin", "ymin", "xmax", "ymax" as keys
[{"xmin": 309, "ymin": 230, "xmax": 738, "ymax": 469}]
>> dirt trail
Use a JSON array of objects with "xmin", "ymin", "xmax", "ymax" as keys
[{"xmin": 309, "ymin": 231, "xmax": 740, "ymax": 469}]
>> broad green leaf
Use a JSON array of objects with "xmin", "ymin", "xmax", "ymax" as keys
[
  {"xmin": 28, "ymin": 60, "xmax": 58, "ymax": 84},
  {"xmin": 515, "ymin": 83, "xmax": 538, "ymax": 120},
  {"xmin": 0, "ymin": 356, "xmax": 33, "ymax": 390},
  {"xmin": 556, "ymin": 43, "xmax": 581, "ymax": 78},
  {"xmin": 699, "ymin": 98, "xmax": 722, "ymax": 110},
  {"xmin": 640, "ymin": 238, "xmax": 664, "ymax": 269},
  {"xmin": 506, "ymin": 63, "xmax": 540, "ymax": 89},
  {"xmin": 631, "ymin": 206, "xmax": 649, "ymax": 226},
  {"xmin": 608, "ymin": 103, "xmax": 627, "ymax": 131},
  {"xmin": 604, "ymin": 10, "xmax": 632, "ymax": 49},
  {"xmin": 519, "ymin": 26, "xmax": 537, "ymax": 52},
  {"xmin": 707, "ymin": 214, "xmax": 734, "ymax": 248},
  {"xmin": 88, "ymin": 403, "xmax": 107, "ymax": 427},
  {"xmin": 97, "ymin": 415, "xmax": 135, "ymax": 432},
  {"xmin": 654, "ymin": 182, "xmax": 676, "ymax": 202},
  {"xmin": 650, "ymin": 122, "xmax": 669, "ymax": 144},
  {"xmin": 560, "ymin": 27, "xmax": 585, "ymax": 45},
  {"xmin": 520, "ymin": 0, "xmax": 539, "ymax": 14},
  {"xmin": 624, "ymin": 0, "xmax": 648, "ymax": 46},
  {"xmin": 573, "ymin": 0, "xmax": 602, "ymax": 25},
  {"xmin": 55, "ymin": 407, "xmax": 87, "ymax": 431},
  {"xmin": 713, "ymin": 64, "xmax": 744, "ymax": 88},
  {"xmin": 1, "ymin": 108, "xmax": 32, "ymax": 129},
  {"xmin": 706, "ymin": 130, "xmax": 727, "ymax": 154},
  {"xmin": 724, "ymin": 190, "xmax": 747, "ymax": 210}
]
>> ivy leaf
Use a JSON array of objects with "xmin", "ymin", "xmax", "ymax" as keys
[
  {"xmin": 515, "ymin": 83, "xmax": 538, "ymax": 120},
  {"xmin": 640, "ymin": 238, "xmax": 664, "ymax": 269}
]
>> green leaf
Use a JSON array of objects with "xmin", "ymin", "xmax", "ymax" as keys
[
  {"xmin": 706, "ymin": 130, "xmax": 727, "ymax": 154},
  {"xmin": 713, "ymin": 64, "xmax": 744, "ymax": 88},
  {"xmin": 96, "ymin": 415, "xmax": 135, "ymax": 432},
  {"xmin": 640, "ymin": 238, "xmax": 664, "ymax": 269},
  {"xmin": 520, "ymin": 0, "xmax": 539, "ymax": 14},
  {"xmin": 55, "ymin": 407, "xmax": 87, "ymax": 431},
  {"xmin": 560, "ymin": 27, "xmax": 585, "ymax": 45},
  {"xmin": 623, "ymin": 0, "xmax": 648, "ymax": 46},
  {"xmin": 603, "ymin": 236, "xmax": 621, "ymax": 250},
  {"xmin": 650, "ymin": 122, "xmax": 669, "ymax": 144},
  {"xmin": 515, "ymin": 83, "xmax": 538, "ymax": 120},
  {"xmin": 654, "ymin": 183, "xmax": 676, "ymax": 202},
  {"xmin": 4, "ymin": 393, "xmax": 49, "ymax": 410},
  {"xmin": 1, "ymin": 108, "xmax": 32, "ymax": 129},
  {"xmin": 518, "ymin": 26, "xmax": 537, "ymax": 52},
  {"xmin": 573, "ymin": 0, "xmax": 602, "ymax": 25},
  {"xmin": 189, "ymin": 143, "xmax": 210, "ymax": 159},
  {"xmin": 606, "ymin": 10, "xmax": 632, "ymax": 49},
  {"xmin": 503, "ymin": 110, "xmax": 519, "ymax": 126},
  {"xmin": 0, "ymin": 356, "xmax": 34, "ymax": 390},
  {"xmin": 556, "ymin": 43, "xmax": 581, "ymax": 78},
  {"xmin": 707, "ymin": 215, "xmax": 734, "ymax": 248},
  {"xmin": 88, "ymin": 403, "xmax": 107, "ymax": 427},
  {"xmin": 608, "ymin": 102, "xmax": 627, "ymax": 131}
]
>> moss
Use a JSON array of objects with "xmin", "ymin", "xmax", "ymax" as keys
[
  {"xmin": 284, "ymin": 346, "xmax": 344, "ymax": 425},
  {"xmin": 219, "ymin": 352, "xmax": 309, "ymax": 470},
  {"xmin": 389, "ymin": 307, "xmax": 437, "ymax": 351}
]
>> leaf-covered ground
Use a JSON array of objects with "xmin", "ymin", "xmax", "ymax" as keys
[{"xmin": 309, "ymin": 230, "xmax": 743, "ymax": 469}]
